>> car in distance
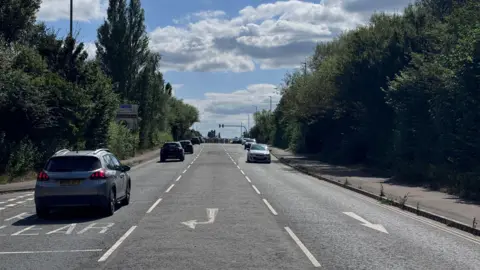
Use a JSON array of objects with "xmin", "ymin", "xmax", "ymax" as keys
[
  {"xmin": 191, "ymin": 137, "xmax": 201, "ymax": 145},
  {"xmin": 160, "ymin": 142, "xmax": 185, "ymax": 162},
  {"xmin": 34, "ymin": 148, "xmax": 131, "ymax": 218},
  {"xmin": 179, "ymin": 140, "xmax": 194, "ymax": 154},
  {"xmin": 246, "ymin": 144, "xmax": 271, "ymax": 163},
  {"xmin": 244, "ymin": 138, "xmax": 256, "ymax": 150}
]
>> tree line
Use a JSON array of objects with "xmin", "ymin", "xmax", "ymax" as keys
[
  {"xmin": 249, "ymin": 0, "xmax": 480, "ymax": 200},
  {"xmin": 0, "ymin": 0, "xmax": 199, "ymax": 182}
]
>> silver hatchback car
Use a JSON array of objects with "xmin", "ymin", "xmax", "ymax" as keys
[{"xmin": 34, "ymin": 148, "xmax": 131, "ymax": 218}]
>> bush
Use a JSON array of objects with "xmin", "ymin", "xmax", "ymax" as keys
[
  {"xmin": 107, "ymin": 121, "xmax": 139, "ymax": 160},
  {"xmin": 6, "ymin": 138, "xmax": 38, "ymax": 178},
  {"xmin": 151, "ymin": 130, "xmax": 173, "ymax": 146}
]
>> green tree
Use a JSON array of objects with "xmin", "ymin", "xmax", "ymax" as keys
[{"xmin": 0, "ymin": 0, "xmax": 41, "ymax": 43}]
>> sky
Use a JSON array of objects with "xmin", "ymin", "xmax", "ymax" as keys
[{"xmin": 37, "ymin": 0, "xmax": 413, "ymax": 138}]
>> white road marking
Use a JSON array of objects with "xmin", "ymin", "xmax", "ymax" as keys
[
  {"xmin": 343, "ymin": 212, "xmax": 388, "ymax": 234},
  {"xmin": 297, "ymin": 170, "xmax": 480, "ymax": 245},
  {"xmin": 26, "ymin": 198, "xmax": 33, "ymax": 201},
  {"xmin": 0, "ymin": 202, "xmax": 4, "ymax": 204},
  {"xmin": 5, "ymin": 212, "xmax": 29, "ymax": 221},
  {"xmin": 175, "ymin": 175, "xmax": 182, "ymax": 182},
  {"xmin": 12, "ymin": 225, "xmax": 42, "ymax": 236},
  {"xmin": 7, "ymin": 199, "xmax": 15, "ymax": 202},
  {"xmin": 237, "ymin": 165, "xmax": 240, "ymax": 169},
  {"xmin": 187, "ymin": 165, "xmax": 191, "ymax": 169},
  {"xmin": 240, "ymin": 170, "xmax": 245, "ymax": 175},
  {"xmin": 98, "ymin": 226, "xmax": 137, "ymax": 262},
  {"xmin": 16, "ymin": 201, "xmax": 26, "ymax": 204},
  {"xmin": 165, "ymin": 184, "xmax": 175, "ymax": 193},
  {"xmin": 0, "ymin": 249, "xmax": 103, "ymax": 255},
  {"xmin": 77, "ymin": 223, "xmax": 114, "ymax": 234},
  {"xmin": 146, "ymin": 198, "xmax": 163, "ymax": 214},
  {"xmin": 284, "ymin": 227, "xmax": 321, "ymax": 267},
  {"xmin": 262, "ymin": 199, "xmax": 278, "ymax": 215},
  {"xmin": 251, "ymin": 185, "xmax": 261, "ymax": 195},
  {"xmin": 245, "ymin": 176, "xmax": 251, "ymax": 183},
  {"xmin": 0, "ymin": 225, "xmax": 6, "ymax": 236},
  {"xmin": 0, "ymin": 207, "xmax": 5, "ymax": 210},
  {"xmin": 5, "ymin": 204, "xmax": 16, "ymax": 207},
  {"xmin": 181, "ymin": 208, "xmax": 219, "ymax": 229},
  {"xmin": 182, "ymin": 169, "xmax": 187, "ymax": 174},
  {"xmin": 190, "ymin": 162, "xmax": 194, "ymax": 165},
  {"xmin": 46, "ymin": 224, "xmax": 77, "ymax": 235}
]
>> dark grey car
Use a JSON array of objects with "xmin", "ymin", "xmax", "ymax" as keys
[{"xmin": 34, "ymin": 148, "xmax": 131, "ymax": 218}]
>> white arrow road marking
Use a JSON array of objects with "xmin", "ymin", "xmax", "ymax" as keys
[
  {"xmin": 182, "ymin": 208, "xmax": 219, "ymax": 229},
  {"xmin": 343, "ymin": 212, "xmax": 388, "ymax": 234}
]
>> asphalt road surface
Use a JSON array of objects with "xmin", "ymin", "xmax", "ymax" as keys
[{"xmin": 0, "ymin": 144, "xmax": 479, "ymax": 270}]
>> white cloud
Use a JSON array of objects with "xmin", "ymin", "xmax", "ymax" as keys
[
  {"xmin": 183, "ymin": 84, "xmax": 281, "ymax": 138},
  {"xmin": 149, "ymin": 0, "xmax": 373, "ymax": 73},
  {"xmin": 38, "ymin": 0, "xmax": 107, "ymax": 22},
  {"xmin": 83, "ymin": 42, "xmax": 97, "ymax": 60}
]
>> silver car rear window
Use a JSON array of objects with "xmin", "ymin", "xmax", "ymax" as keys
[{"xmin": 45, "ymin": 156, "xmax": 102, "ymax": 172}]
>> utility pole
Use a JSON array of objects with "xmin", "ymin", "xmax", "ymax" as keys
[
  {"xmin": 70, "ymin": 0, "xmax": 73, "ymax": 37},
  {"xmin": 248, "ymin": 114, "xmax": 250, "ymax": 131},
  {"xmin": 301, "ymin": 58, "xmax": 307, "ymax": 84},
  {"xmin": 269, "ymin": 96, "xmax": 272, "ymax": 112}
]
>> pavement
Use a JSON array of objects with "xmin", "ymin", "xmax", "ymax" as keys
[
  {"xmin": 0, "ymin": 143, "xmax": 478, "ymax": 270},
  {"xmin": 269, "ymin": 147, "xmax": 480, "ymax": 231},
  {"xmin": 0, "ymin": 148, "xmax": 162, "ymax": 194}
]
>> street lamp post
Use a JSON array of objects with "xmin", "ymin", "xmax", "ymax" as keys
[{"xmin": 70, "ymin": 0, "xmax": 73, "ymax": 37}]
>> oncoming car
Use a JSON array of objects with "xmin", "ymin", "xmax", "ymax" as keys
[
  {"xmin": 246, "ymin": 144, "xmax": 271, "ymax": 163},
  {"xmin": 34, "ymin": 148, "xmax": 131, "ymax": 218}
]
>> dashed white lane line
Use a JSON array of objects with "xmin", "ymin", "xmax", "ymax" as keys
[
  {"xmin": 251, "ymin": 185, "xmax": 261, "ymax": 195},
  {"xmin": 0, "ymin": 207, "xmax": 5, "ymax": 210},
  {"xmin": 182, "ymin": 169, "xmax": 187, "ymax": 174},
  {"xmin": 245, "ymin": 176, "xmax": 251, "ymax": 183},
  {"xmin": 240, "ymin": 170, "xmax": 245, "ymax": 175},
  {"xmin": 175, "ymin": 175, "xmax": 182, "ymax": 182},
  {"xmin": 5, "ymin": 204, "xmax": 16, "ymax": 207},
  {"xmin": 262, "ymin": 199, "xmax": 278, "ymax": 216},
  {"xmin": 284, "ymin": 227, "xmax": 321, "ymax": 267},
  {"xmin": 165, "ymin": 184, "xmax": 175, "ymax": 193},
  {"xmin": 98, "ymin": 226, "xmax": 137, "ymax": 262},
  {"xmin": 237, "ymin": 165, "xmax": 240, "ymax": 169},
  {"xmin": 146, "ymin": 198, "xmax": 163, "ymax": 214},
  {"xmin": 187, "ymin": 165, "xmax": 191, "ymax": 169},
  {"xmin": 0, "ymin": 249, "xmax": 103, "ymax": 255}
]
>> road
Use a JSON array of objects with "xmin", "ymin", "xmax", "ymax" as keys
[{"xmin": 0, "ymin": 143, "xmax": 479, "ymax": 270}]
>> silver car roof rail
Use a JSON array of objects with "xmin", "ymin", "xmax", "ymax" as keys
[
  {"xmin": 93, "ymin": 148, "xmax": 110, "ymax": 155},
  {"xmin": 54, "ymin": 149, "xmax": 70, "ymax": 156}
]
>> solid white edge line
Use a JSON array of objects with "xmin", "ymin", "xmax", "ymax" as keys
[
  {"xmin": 0, "ymin": 249, "xmax": 103, "ymax": 255},
  {"xmin": 240, "ymin": 170, "xmax": 245, "ymax": 175},
  {"xmin": 262, "ymin": 199, "xmax": 278, "ymax": 215},
  {"xmin": 146, "ymin": 198, "xmax": 163, "ymax": 214},
  {"xmin": 245, "ymin": 176, "xmax": 251, "ymax": 183},
  {"xmin": 165, "ymin": 184, "xmax": 175, "ymax": 193},
  {"xmin": 98, "ymin": 226, "xmax": 137, "ymax": 262},
  {"xmin": 175, "ymin": 175, "xmax": 182, "ymax": 182},
  {"xmin": 251, "ymin": 185, "xmax": 261, "ymax": 195},
  {"xmin": 284, "ymin": 227, "xmax": 321, "ymax": 267}
]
